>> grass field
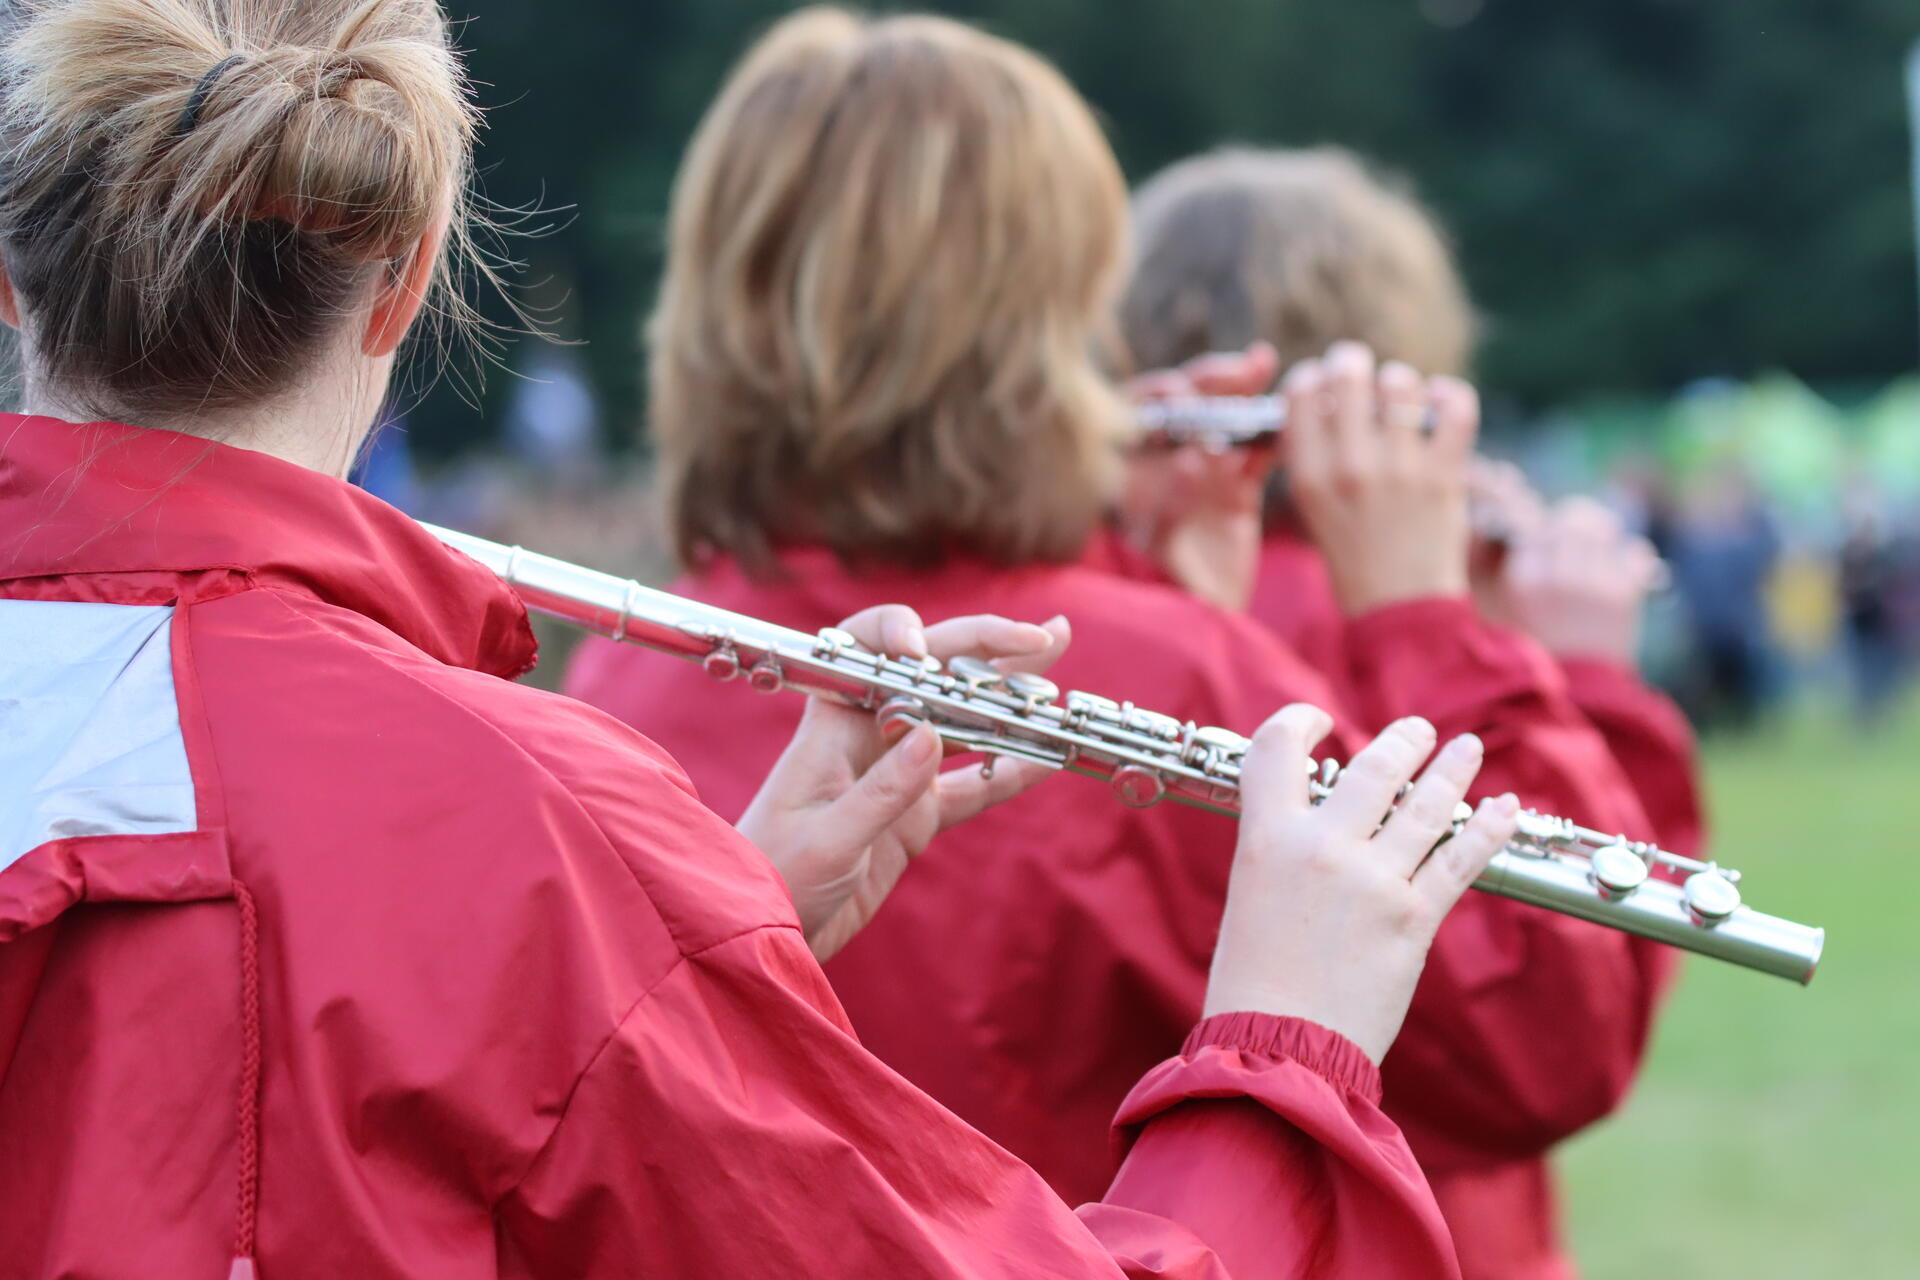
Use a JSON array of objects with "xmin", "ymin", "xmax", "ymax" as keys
[{"xmin": 1561, "ymin": 703, "xmax": 1920, "ymax": 1277}]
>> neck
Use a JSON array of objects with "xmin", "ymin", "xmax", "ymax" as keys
[{"xmin": 21, "ymin": 350, "xmax": 392, "ymax": 480}]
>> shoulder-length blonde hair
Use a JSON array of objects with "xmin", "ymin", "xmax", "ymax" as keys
[
  {"xmin": 1122, "ymin": 146, "xmax": 1476, "ymax": 377},
  {"xmin": 650, "ymin": 7, "xmax": 1130, "ymax": 574}
]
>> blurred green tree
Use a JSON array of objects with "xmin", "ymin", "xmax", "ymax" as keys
[{"xmin": 420, "ymin": 0, "xmax": 1918, "ymax": 455}]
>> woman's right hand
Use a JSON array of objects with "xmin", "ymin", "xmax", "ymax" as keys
[
  {"xmin": 1283, "ymin": 342, "xmax": 1478, "ymax": 614},
  {"xmin": 740, "ymin": 606, "xmax": 1071, "ymax": 962},
  {"xmin": 1205, "ymin": 706, "xmax": 1521, "ymax": 1064}
]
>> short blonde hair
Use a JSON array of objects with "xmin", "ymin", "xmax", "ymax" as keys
[
  {"xmin": 1122, "ymin": 147, "xmax": 1475, "ymax": 377},
  {"xmin": 0, "ymin": 0, "xmax": 476, "ymax": 420},
  {"xmin": 650, "ymin": 7, "xmax": 1130, "ymax": 574}
]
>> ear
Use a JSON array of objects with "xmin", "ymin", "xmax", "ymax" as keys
[
  {"xmin": 0, "ymin": 260, "xmax": 22, "ymax": 331},
  {"xmin": 362, "ymin": 214, "xmax": 450, "ymax": 359}
]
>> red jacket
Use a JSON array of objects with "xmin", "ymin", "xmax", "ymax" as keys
[
  {"xmin": 1251, "ymin": 526, "xmax": 1705, "ymax": 860},
  {"xmin": 0, "ymin": 417, "xmax": 1459, "ymax": 1279},
  {"xmin": 566, "ymin": 543, "xmax": 1676, "ymax": 1278},
  {"xmin": 1248, "ymin": 525, "xmax": 1703, "ymax": 1278}
]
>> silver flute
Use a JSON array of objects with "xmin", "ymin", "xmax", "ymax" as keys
[
  {"xmin": 1136, "ymin": 395, "xmax": 1289, "ymax": 452},
  {"xmin": 424, "ymin": 523, "xmax": 1824, "ymax": 985},
  {"xmin": 1136, "ymin": 394, "xmax": 1676, "ymax": 590}
]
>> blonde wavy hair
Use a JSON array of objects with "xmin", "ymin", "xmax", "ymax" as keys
[
  {"xmin": 650, "ymin": 6, "xmax": 1130, "ymax": 574},
  {"xmin": 1122, "ymin": 146, "xmax": 1475, "ymax": 377}
]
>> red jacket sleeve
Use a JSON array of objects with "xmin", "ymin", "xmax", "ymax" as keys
[
  {"xmin": 1558, "ymin": 656, "xmax": 1706, "ymax": 859},
  {"xmin": 1090, "ymin": 1013, "xmax": 1458, "ymax": 1278},
  {"xmin": 493, "ymin": 924, "xmax": 1459, "ymax": 1279},
  {"xmin": 1336, "ymin": 598, "xmax": 1671, "ymax": 1170}
]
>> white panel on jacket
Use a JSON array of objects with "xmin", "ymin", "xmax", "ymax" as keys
[{"xmin": 0, "ymin": 601, "xmax": 197, "ymax": 871}]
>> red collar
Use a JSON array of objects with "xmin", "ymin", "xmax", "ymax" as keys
[{"xmin": 0, "ymin": 414, "xmax": 536, "ymax": 679}]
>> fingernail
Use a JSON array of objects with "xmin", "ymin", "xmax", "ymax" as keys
[
  {"xmin": 1454, "ymin": 732, "xmax": 1483, "ymax": 758},
  {"xmin": 905, "ymin": 724, "xmax": 939, "ymax": 764},
  {"xmin": 1018, "ymin": 624, "xmax": 1055, "ymax": 649},
  {"xmin": 1401, "ymin": 716, "xmax": 1436, "ymax": 740},
  {"xmin": 902, "ymin": 624, "xmax": 928, "ymax": 659},
  {"xmin": 880, "ymin": 615, "xmax": 915, "ymax": 657},
  {"xmin": 1499, "ymin": 792, "xmax": 1520, "ymax": 813}
]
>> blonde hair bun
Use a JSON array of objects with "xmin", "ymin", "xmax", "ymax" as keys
[
  {"xmin": 0, "ymin": 0, "xmax": 476, "ymax": 417},
  {"xmin": 174, "ymin": 40, "xmax": 470, "ymax": 255}
]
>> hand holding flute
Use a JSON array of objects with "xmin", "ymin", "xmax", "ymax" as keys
[
  {"xmin": 1119, "ymin": 341, "xmax": 1282, "ymax": 612},
  {"xmin": 1209, "ymin": 706, "xmax": 1519, "ymax": 1061},
  {"xmin": 1126, "ymin": 343, "xmax": 1672, "ymax": 622},
  {"xmin": 1280, "ymin": 343, "xmax": 1479, "ymax": 614},
  {"xmin": 738, "ymin": 606, "xmax": 1069, "ymax": 961},
  {"xmin": 1477, "ymin": 487, "xmax": 1667, "ymax": 666},
  {"xmin": 1122, "ymin": 342, "xmax": 1479, "ymax": 617}
]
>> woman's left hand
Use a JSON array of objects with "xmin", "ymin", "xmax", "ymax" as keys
[
  {"xmin": 738, "ymin": 605, "xmax": 1072, "ymax": 960},
  {"xmin": 1120, "ymin": 342, "xmax": 1281, "ymax": 611}
]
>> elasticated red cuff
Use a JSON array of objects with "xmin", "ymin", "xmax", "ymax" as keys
[{"xmin": 1183, "ymin": 1011, "xmax": 1382, "ymax": 1104}]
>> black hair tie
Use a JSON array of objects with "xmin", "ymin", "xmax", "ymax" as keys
[{"xmin": 176, "ymin": 54, "xmax": 246, "ymax": 137}]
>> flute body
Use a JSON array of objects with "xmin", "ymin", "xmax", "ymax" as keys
[
  {"xmin": 424, "ymin": 523, "xmax": 1823, "ymax": 985},
  {"xmin": 1136, "ymin": 395, "xmax": 1287, "ymax": 451},
  {"xmin": 1134, "ymin": 395, "xmax": 1675, "ymax": 590}
]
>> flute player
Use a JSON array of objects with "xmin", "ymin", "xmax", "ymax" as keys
[
  {"xmin": 1120, "ymin": 147, "xmax": 1701, "ymax": 1278},
  {"xmin": 567, "ymin": 1, "xmax": 1670, "ymax": 1240}
]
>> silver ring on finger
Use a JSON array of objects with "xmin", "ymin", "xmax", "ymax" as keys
[{"xmin": 1380, "ymin": 400, "xmax": 1433, "ymax": 437}]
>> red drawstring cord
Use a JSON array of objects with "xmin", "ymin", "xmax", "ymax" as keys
[{"xmin": 230, "ymin": 880, "xmax": 263, "ymax": 1280}]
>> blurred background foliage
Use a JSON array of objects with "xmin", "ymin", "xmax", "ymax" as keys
[{"xmin": 423, "ymin": 0, "xmax": 1920, "ymax": 456}]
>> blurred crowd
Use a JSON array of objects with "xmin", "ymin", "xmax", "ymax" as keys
[{"xmin": 1511, "ymin": 374, "xmax": 1920, "ymax": 733}]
